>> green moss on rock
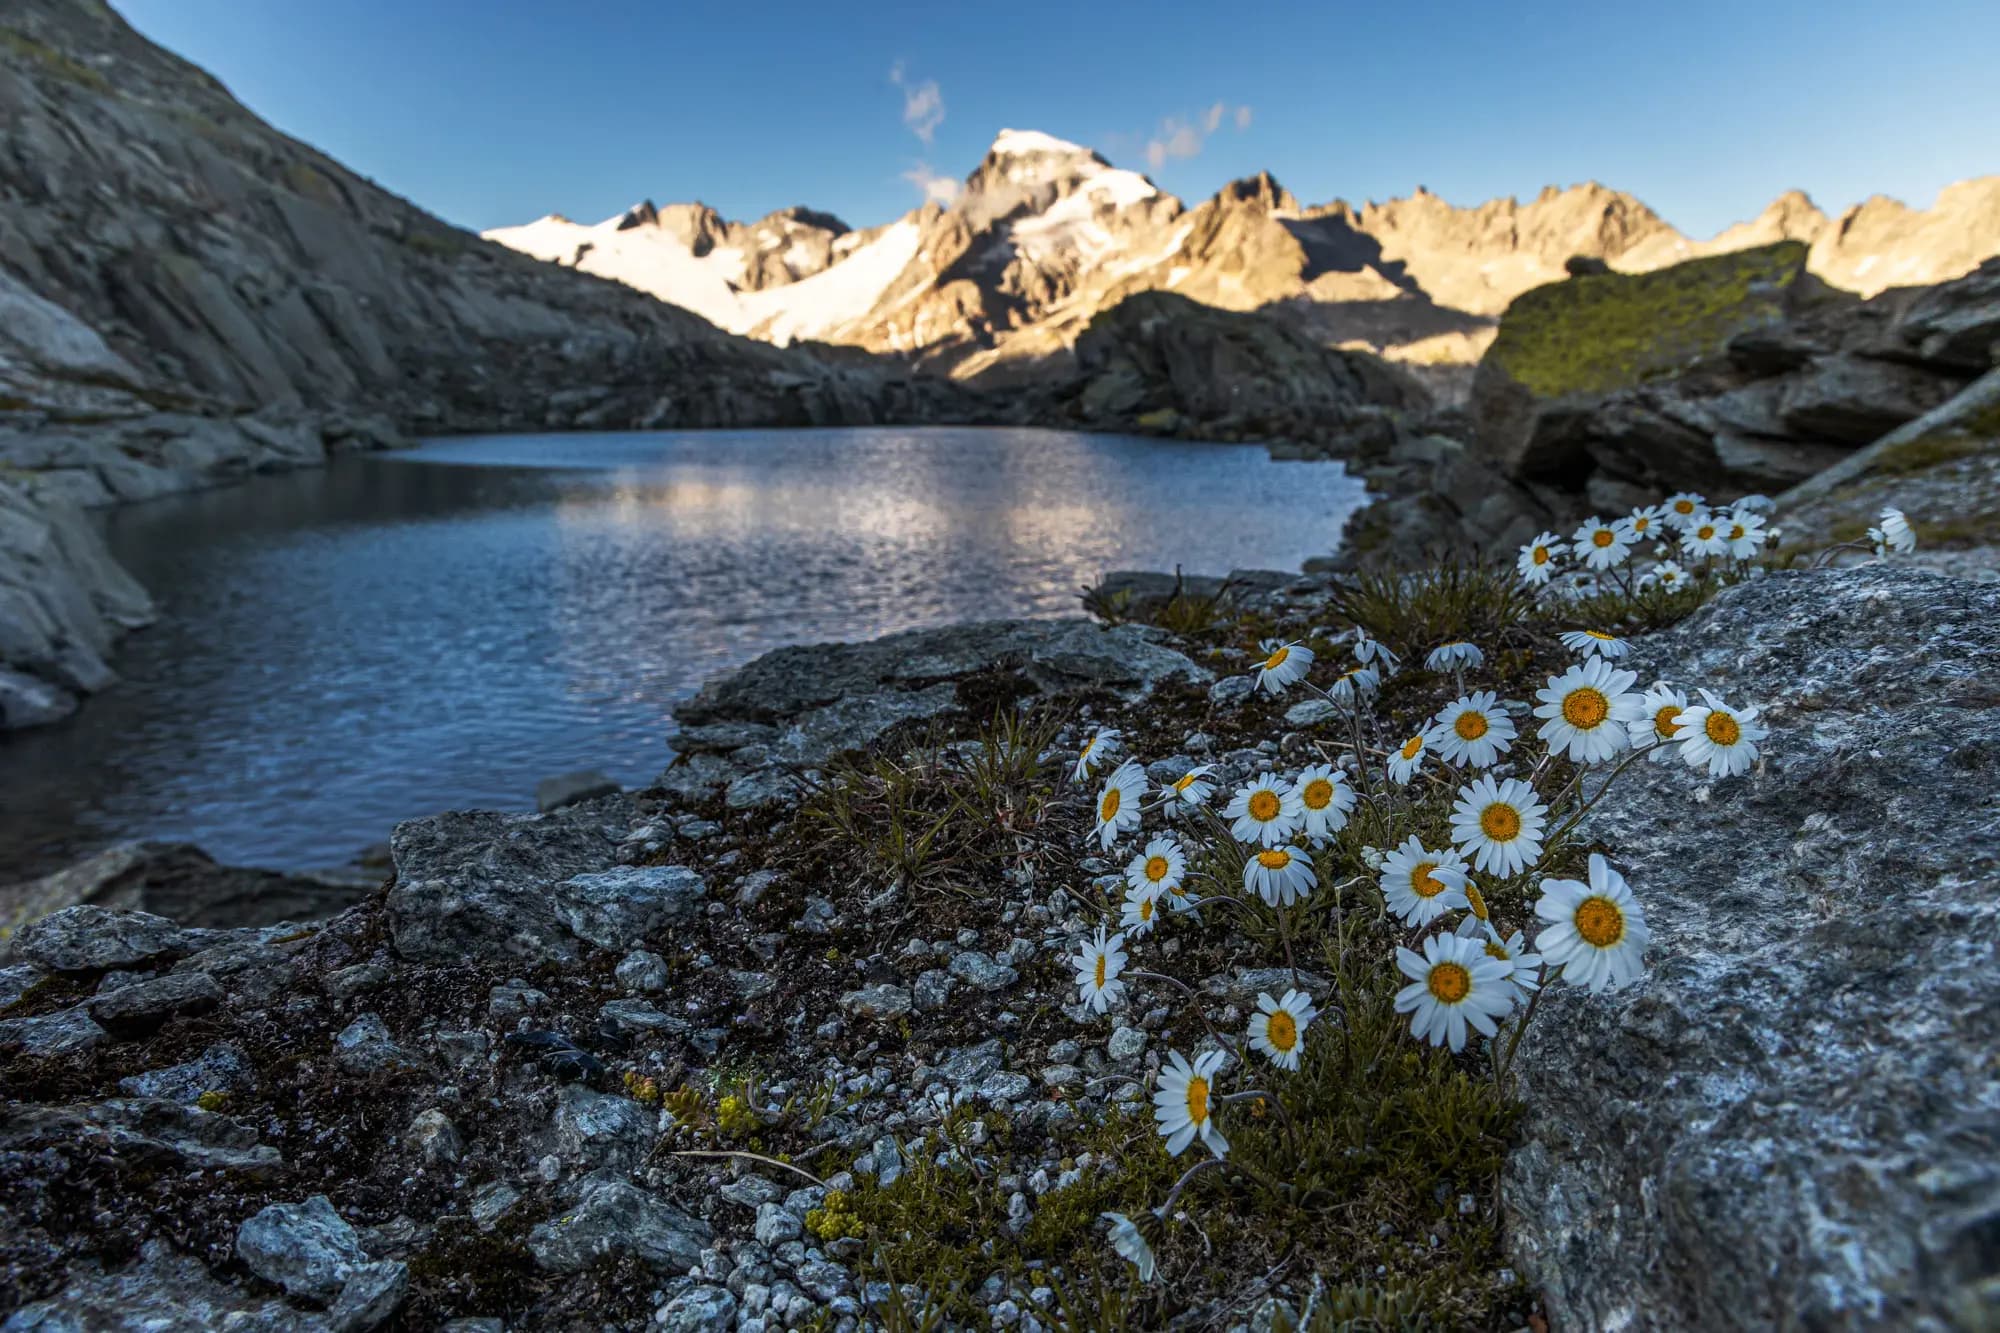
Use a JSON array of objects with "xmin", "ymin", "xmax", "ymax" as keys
[{"xmin": 1486, "ymin": 242, "xmax": 1809, "ymax": 400}]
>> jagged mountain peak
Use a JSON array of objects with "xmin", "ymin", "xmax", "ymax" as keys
[{"xmin": 1210, "ymin": 172, "xmax": 1299, "ymax": 214}]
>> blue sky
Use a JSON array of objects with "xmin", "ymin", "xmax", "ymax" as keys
[{"xmin": 119, "ymin": 0, "xmax": 2000, "ymax": 239}]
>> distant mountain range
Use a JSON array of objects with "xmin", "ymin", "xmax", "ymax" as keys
[{"xmin": 487, "ymin": 132, "xmax": 2000, "ymax": 387}]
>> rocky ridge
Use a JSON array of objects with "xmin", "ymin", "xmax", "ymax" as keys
[
  {"xmin": 1340, "ymin": 250, "xmax": 2000, "ymax": 563},
  {"xmin": 489, "ymin": 128, "xmax": 2000, "ymax": 388}
]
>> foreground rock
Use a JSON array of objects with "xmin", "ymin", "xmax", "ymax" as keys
[
  {"xmin": 1, "ymin": 840, "xmax": 376, "ymax": 934},
  {"xmin": 664, "ymin": 616, "xmax": 1208, "ymax": 806},
  {"xmin": 1506, "ymin": 566, "xmax": 2000, "ymax": 1329}
]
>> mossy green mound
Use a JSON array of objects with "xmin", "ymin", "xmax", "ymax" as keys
[{"xmin": 1485, "ymin": 242, "xmax": 1809, "ymax": 401}]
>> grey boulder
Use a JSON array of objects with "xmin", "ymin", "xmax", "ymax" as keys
[
  {"xmin": 526, "ymin": 1176, "xmax": 711, "ymax": 1274},
  {"xmin": 235, "ymin": 1195, "xmax": 366, "ymax": 1302},
  {"xmin": 1505, "ymin": 566, "xmax": 2000, "ymax": 1330},
  {"xmin": 11, "ymin": 905, "xmax": 186, "ymax": 972}
]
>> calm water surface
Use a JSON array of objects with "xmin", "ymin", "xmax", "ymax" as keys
[{"xmin": 0, "ymin": 428, "xmax": 1365, "ymax": 874}]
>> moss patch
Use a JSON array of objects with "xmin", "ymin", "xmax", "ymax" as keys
[
  {"xmin": 1, "ymin": 27, "xmax": 112, "ymax": 92},
  {"xmin": 1486, "ymin": 242, "xmax": 1809, "ymax": 399}
]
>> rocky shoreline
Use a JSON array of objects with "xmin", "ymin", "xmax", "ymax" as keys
[{"xmin": 3, "ymin": 563, "xmax": 1995, "ymax": 1330}]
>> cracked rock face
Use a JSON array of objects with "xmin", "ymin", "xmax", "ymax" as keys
[{"xmin": 1504, "ymin": 567, "xmax": 2000, "ymax": 1330}]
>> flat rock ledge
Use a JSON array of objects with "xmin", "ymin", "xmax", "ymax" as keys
[
  {"xmin": 1505, "ymin": 565, "xmax": 2000, "ymax": 1330},
  {"xmin": 661, "ymin": 617, "xmax": 1210, "ymax": 808}
]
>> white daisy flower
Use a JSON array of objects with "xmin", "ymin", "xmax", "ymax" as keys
[
  {"xmin": 1159, "ymin": 764, "xmax": 1216, "ymax": 809},
  {"xmin": 1618, "ymin": 505, "xmax": 1666, "ymax": 544},
  {"xmin": 1353, "ymin": 631, "xmax": 1401, "ymax": 673},
  {"xmin": 1093, "ymin": 760, "xmax": 1147, "ymax": 851},
  {"xmin": 1558, "ymin": 628, "xmax": 1630, "ymax": 660},
  {"xmin": 1454, "ymin": 917, "xmax": 1543, "ymax": 1007},
  {"xmin": 1425, "ymin": 641, "xmax": 1484, "ymax": 672},
  {"xmin": 1867, "ymin": 525, "xmax": 1891, "ymax": 557},
  {"xmin": 1119, "ymin": 884, "xmax": 1163, "ymax": 938},
  {"xmin": 1663, "ymin": 492, "xmax": 1708, "ymax": 530},
  {"xmin": 1517, "ymin": 532, "xmax": 1566, "ymax": 585},
  {"xmin": 1394, "ymin": 932, "xmax": 1515, "ymax": 1052},
  {"xmin": 1289, "ymin": 763, "xmax": 1355, "ymax": 844},
  {"xmin": 1254, "ymin": 640, "xmax": 1314, "ymax": 694},
  {"xmin": 1073, "ymin": 728, "xmax": 1122, "ymax": 782},
  {"xmin": 1680, "ymin": 516, "xmax": 1731, "ymax": 558},
  {"xmin": 1073, "ymin": 926, "xmax": 1128, "ymax": 1013},
  {"xmin": 1429, "ymin": 690, "xmax": 1517, "ymax": 768},
  {"xmin": 1102, "ymin": 1212, "xmax": 1157, "ymax": 1283},
  {"xmin": 1244, "ymin": 845, "xmax": 1316, "ymax": 907},
  {"xmin": 1571, "ymin": 516, "xmax": 1632, "ymax": 570},
  {"xmin": 1624, "ymin": 682, "xmax": 1689, "ymax": 763},
  {"xmin": 1534, "ymin": 853, "xmax": 1650, "ymax": 993},
  {"xmin": 1162, "ymin": 879, "xmax": 1202, "ymax": 916},
  {"xmin": 1153, "ymin": 1049, "xmax": 1229, "ymax": 1158},
  {"xmin": 1722, "ymin": 511, "xmax": 1766, "ymax": 559},
  {"xmin": 1125, "ymin": 836, "xmax": 1186, "ymax": 897},
  {"xmin": 1247, "ymin": 989, "xmax": 1317, "ymax": 1071},
  {"xmin": 1325, "ymin": 663, "xmax": 1380, "ymax": 705},
  {"xmin": 1223, "ymin": 773, "xmax": 1303, "ymax": 848},
  {"xmin": 1387, "ymin": 731, "xmax": 1430, "ymax": 785},
  {"xmin": 1449, "ymin": 775, "xmax": 1549, "ymax": 878},
  {"xmin": 1533, "ymin": 659, "xmax": 1643, "ymax": 764},
  {"xmin": 1379, "ymin": 834, "xmax": 1470, "ymax": 927},
  {"xmin": 1645, "ymin": 560, "xmax": 1689, "ymax": 591},
  {"xmin": 1879, "ymin": 507, "xmax": 1916, "ymax": 553},
  {"xmin": 1674, "ymin": 687, "xmax": 1768, "ymax": 778}
]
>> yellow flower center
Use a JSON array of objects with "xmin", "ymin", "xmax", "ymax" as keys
[
  {"xmin": 1174, "ymin": 771, "xmax": 1200, "ymax": 792},
  {"xmin": 1138, "ymin": 897, "xmax": 1155, "ymax": 922},
  {"xmin": 1454, "ymin": 710, "xmax": 1489, "ymax": 741},
  {"xmin": 1185, "ymin": 1075, "xmax": 1209, "ymax": 1124},
  {"xmin": 1411, "ymin": 862, "xmax": 1447, "ymax": 898},
  {"xmin": 1585, "ymin": 630, "xmax": 1615, "ymax": 641},
  {"xmin": 1400, "ymin": 735, "xmax": 1424, "ymax": 760},
  {"xmin": 1248, "ymin": 790, "xmax": 1280, "ymax": 821},
  {"xmin": 1653, "ymin": 705, "xmax": 1681, "ymax": 740},
  {"xmin": 1480, "ymin": 803, "xmax": 1522, "ymax": 841},
  {"xmin": 1592, "ymin": 530, "xmax": 1614, "ymax": 548},
  {"xmin": 1265, "ymin": 1010, "xmax": 1297, "ymax": 1052},
  {"xmin": 1094, "ymin": 955, "xmax": 1107, "ymax": 988},
  {"xmin": 1696, "ymin": 524, "xmax": 1717, "ymax": 541},
  {"xmin": 1144, "ymin": 855, "xmax": 1170, "ymax": 882},
  {"xmin": 1705, "ymin": 711, "xmax": 1741, "ymax": 746},
  {"xmin": 1263, "ymin": 646, "xmax": 1290, "ymax": 670},
  {"xmin": 1301, "ymin": 778, "xmax": 1334, "ymax": 810},
  {"xmin": 1574, "ymin": 896, "xmax": 1625, "ymax": 948},
  {"xmin": 1484, "ymin": 940, "xmax": 1511, "ymax": 961},
  {"xmin": 1100, "ymin": 788, "xmax": 1121, "ymax": 822},
  {"xmin": 1562, "ymin": 687, "xmax": 1610, "ymax": 729},
  {"xmin": 1256, "ymin": 849, "xmax": 1293, "ymax": 871},
  {"xmin": 1729, "ymin": 523, "xmax": 1746, "ymax": 541},
  {"xmin": 1674, "ymin": 499, "xmax": 1696, "ymax": 515},
  {"xmin": 1633, "ymin": 517, "xmax": 1651, "ymax": 533},
  {"xmin": 1465, "ymin": 883, "xmax": 1488, "ymax": 920},
  {"xmin": 1532, "ymin": 546, "xmax": 1550, "ymax": 565},
  {"xmin": 1427, "ymin": 962, "xmax": 1471, "ymax": 1004}
]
